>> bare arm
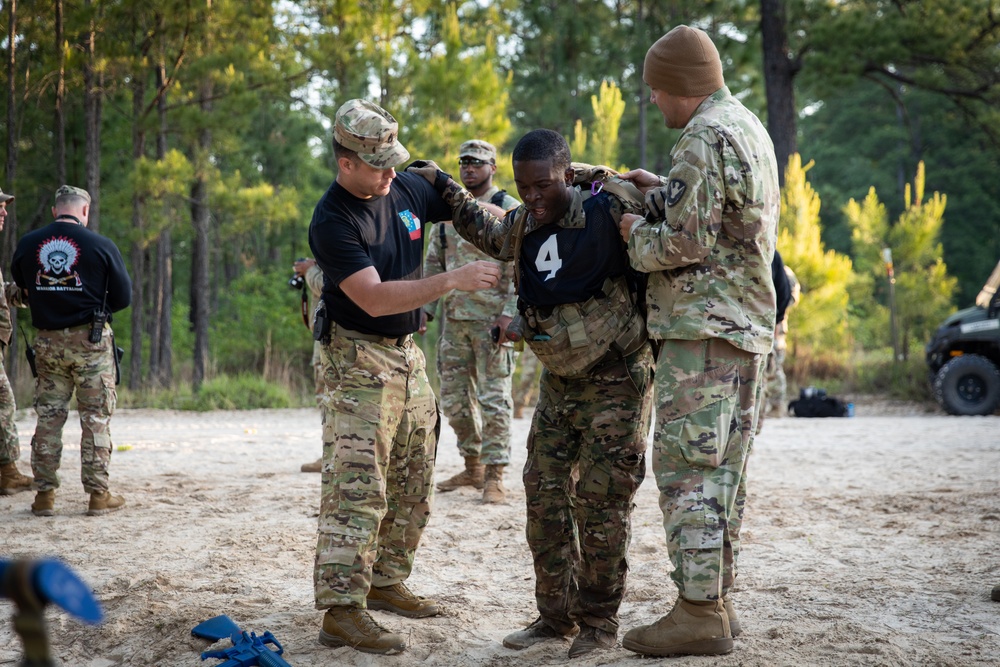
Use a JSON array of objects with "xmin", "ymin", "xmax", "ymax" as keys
[{"xmin": 340, "ymin": 261, "xmax": 502, "ymax": 318}]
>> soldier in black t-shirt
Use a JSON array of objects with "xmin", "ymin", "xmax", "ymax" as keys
[
  {"xmin": 308, "ymin": 99, "xmax": 501, "ymax": 656},
  {"xmin": 11, "ymin": 185, "xmax": 131, "ymax": 518}
]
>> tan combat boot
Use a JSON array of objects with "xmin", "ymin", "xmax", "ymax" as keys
[
  {"xmin": 622, "ymin": 597, "xmax": 733, "ymax": 656},
  {"xmin": 482, "ymin": 464, "xmax": 507, "ymax": 504},
  {"xmin": 31, "ymin": 490, "xmax": 55, "ymax": 517},
  {"xmin": 318, "ymin": 606, "xmax": 405, "ymax": 654},
  {"xmin": 0, "ymin": 462, "xmax": 33, "ymax": 495},
  {"xmin": 87, "ymin": 491, "xmax": 126, "ymax": 516},
  {"xmin": 436, "ymin": 456, "xmax": 484, "ymax": 491},
  {"xmin": 723, "ymin": 596, "xmax": 741, "ymax": 637},
  {"xmin": 300, "ymin": 457, "xmax": 323, "ymax": 473},
  {"xmin": 367, "ymin": 582, "xmax": 440, "ymax": 618}
]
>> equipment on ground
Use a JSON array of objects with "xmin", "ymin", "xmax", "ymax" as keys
[{"xmin": 192, "ymin": 614, "xmax": 292, "ymax": 666}]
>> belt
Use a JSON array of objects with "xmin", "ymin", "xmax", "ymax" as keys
[
  {"xmin": 39, "ymin": 323, "xmax": 91, "ymax": 334},
  {"xmin": 331, "ymin": 323, "xmax": 411, "ymax": 347}
]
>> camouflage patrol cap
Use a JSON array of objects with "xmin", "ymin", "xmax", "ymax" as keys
[
  {"xmin": 54, "ymin": 185, "xmax": 91, "ymax": 204},
  {"xmin": 459, "ymin": 140, "xmax": 496, "ymax": 164},
  {"xmin": 0, "ymin": 187, "xmax": 12, "ymax": 203},
  {"xmin": 334, "ymin": 99, "xmax": 410, "ymax": 169}
]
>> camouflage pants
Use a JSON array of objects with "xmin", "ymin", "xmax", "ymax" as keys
[
  {"xmin": 0, "ymin": 345, "xmax": 21, "ymax": 465},
  {"xmin": 651, "ymin": 338, "xmax": 765, "ymax": 601},
  {"xmin": 30, "ymin": 326, "xmax": 117, "ymax": 494},
  {"xmin": 312, "ymin": 340, "xmax": 328, "ymax": 425},
  {"xmin": 524, "ymin": 344, "xmax": 653, "ymax": 635},
  {"xmin": 314, "ymin": 335, "xmax": 439, "ymax": 609},
  {"xmin": 762, "ymin": 335, "xmax": 788, "ymax": 413},
  {"xmin": 513, "ymin": 347, "xmax": 542, "ymax": 411},
  {"xmin": 437, "ymin": 319, "xmax": 514, "ymax": 465}
]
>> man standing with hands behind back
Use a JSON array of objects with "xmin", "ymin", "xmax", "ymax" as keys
[
  {"xmin": 308, "ymin": 99, "xmax": 501, "ymax": 655},
  {"xmin": 12, "ymin": 185, "xmax": 132, "ymax": 518},
  {"xmin": 617, "ymin": 25, "xmax": 780, "ymax": 657},
  {"xmin": 424, "ymin": 139, "xmax": 520, "ymax": 504}
]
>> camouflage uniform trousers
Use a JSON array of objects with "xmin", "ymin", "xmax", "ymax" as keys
[
  {"xmin": 312, "ymin": 340, "xmax": 328, "ymax": 425},
  {"xmin": 651, "ymin": 337, "xmax": 765, "ymax": 602},
  {"xmin": 0, "ymin": 345, "xmax": 22, "ymax": 465},
  {"xmin": 524, "ymin": 343, "xmax": 653, "ymax": 635},
  {"xmin": 314, "ymin": 335, "xmax": 439, "ymax": 610},
  {"xmin": 30, "ymin": 326, "xmax": 117, "ymax": 494},
  {"xmin": 513, "ymin": 347, "xmax": 542, "ymax": 413},
  {"xmin": 762, "ymin": 330, "xmax": 788, "ymax": 414},
  {"xmin": 436, "ymin": 319, "xmax": 514, "ymax": 465}
]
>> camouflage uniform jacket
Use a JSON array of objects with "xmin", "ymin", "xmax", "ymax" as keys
[
  {"xmin": 627, "ymin": 86, "xmax": 780, "ymax": 354},
  {"xmin": 0, "ymin": 268, "xmax": 12, "ymax": 345},
  {"xmin": 425, "ymin": 186, "xmax": 519, "ymax": 322}
]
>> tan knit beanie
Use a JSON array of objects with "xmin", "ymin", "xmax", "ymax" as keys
[{"xmin": 643, "ymin": 25, "xmax": 724, "ymax": 97}]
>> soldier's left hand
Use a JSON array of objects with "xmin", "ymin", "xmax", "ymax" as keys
[{"xmin": 620, "ymin": 213, "xmax": 643, "ymax": 242}]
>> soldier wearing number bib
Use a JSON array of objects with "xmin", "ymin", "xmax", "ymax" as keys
[{"xmin": 406, "ymin": 129, "xmax": 653, "ymax": 659}]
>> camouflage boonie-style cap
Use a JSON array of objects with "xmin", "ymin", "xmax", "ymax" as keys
[
  {"xmin": 334, "ymin": 99, "xmax": 410, "ymax": 169},
  {"xmin": 0, "ymin": 187, "xmax": 12, "ymax": 203},
  {"xmin": 459, "ymin": 140, "xmax": 496, "ymax": 163},
  {"xmin": 54, "ymin": 185, "xmax": 91, "ymax": 204}
]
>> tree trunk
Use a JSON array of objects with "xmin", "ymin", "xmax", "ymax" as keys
[
  {"xmin": 129, "ymin": 74, "xmax": 146, "ymax": 389},
  {"xmin": 83, "ymin": 0, "xmax": 103, "ymax": 231},
  {"xmin": 5, "ymin": 0, "xmax": 20, "ymax": 382},
  {"xmin": 190, "ymin": 76, "xmax": 212, "ymax": 390},
  {"xmin": 760, "ymin": 0, "xmax": 798, "ymax": 186},
  {"xmin": 148, "ymin": 21, "xmax": 173, "ymax": 388},
  {"xmin": 54, "ymin": 0, "xmax": 66, "ymax": 185}
]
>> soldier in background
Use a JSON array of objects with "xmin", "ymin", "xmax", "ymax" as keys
[
  {"xmin": 0, "ymin": 186, "xmax": 32, "ymax": 496},
  {"xmin": 759, "ymin": 252, "xmax": 800, "ymax": 431},
  {"xmin": 512, "ymin": 347, "xmax": 542, "ymax": 419},
  {"xmin": 295, "ymin": 257, "xmax": 328, "ymax": 473},
  {"xmin": 11, "ymin": 185, "xmax": 132, "ymax": 517},
  {"xmin": 424, "ymin": 139, "xmax": 520, "ymax": 503},
  {"xmin": 618, "ymin": 24, "xmax": 780, "ymax": 657}
]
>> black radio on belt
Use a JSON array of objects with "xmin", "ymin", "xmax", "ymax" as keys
[{"xmin": 88, "ymin": 310, "xmax": 108, "ymax": 343}]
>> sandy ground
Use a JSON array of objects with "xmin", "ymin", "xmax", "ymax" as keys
[{"xmin": 1, "ymin": 397, "xmax": 998, "ymax": 667}]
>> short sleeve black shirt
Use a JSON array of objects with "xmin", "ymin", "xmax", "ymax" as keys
[{"xmin": 308, "ymin": 171, "xmax": 451, "ymax": 336}]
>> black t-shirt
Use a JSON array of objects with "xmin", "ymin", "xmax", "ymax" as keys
[
  {"xmin": 773, "ymin": 250, "xmax": 792, "ymax": 324},
  {"xmin": 518, "ymin": 193, "xmax": 631, "ymax": 308},
  {"xmin": 11, "ymin": 218, "xmax": 132, "ymax": 330},
  {"xmin": 308, "ymin": 171, "xmax": 452, "ymax": 336}
]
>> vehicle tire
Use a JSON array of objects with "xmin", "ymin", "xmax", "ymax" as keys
[{"xmin": 933, "ymin": 354, "xmax": 1000, "ymax": 416}]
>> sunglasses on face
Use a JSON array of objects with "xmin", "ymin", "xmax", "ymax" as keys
[{"xmin": 458, "ymin": 158, "xmax": 491, "ymax": 167}]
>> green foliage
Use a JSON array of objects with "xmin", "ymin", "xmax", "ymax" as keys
[
  {"xmin": 131, "ymin": 374, "xmax": 296, "ymax": 411},
  {"xmin": 844, "ymin": 162, "xmax": 957, "ymax": 359},
  {"xmin": 778, "ymin": 155, "xmax": 855, "ymax": 363}
]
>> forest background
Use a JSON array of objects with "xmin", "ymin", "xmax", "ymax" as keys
[{"xmin": 2, "ymin": 0, "xmax": 999, "ymax": 409}]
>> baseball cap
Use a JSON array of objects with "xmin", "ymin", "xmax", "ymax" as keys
[
  {"xmin": 458, "ymin": 140, "xmax": 496, "ymax": 164},
  {"xmin": 333, "ymin": 99, "xmax": 410, "ymax": 169},
  {"xmin": 54, "ymin": 185, "xmax": 92, "ymax": 204},
  {"xmin": 0, "ymin": 187, "xmax": 12, "ymax": 203}
]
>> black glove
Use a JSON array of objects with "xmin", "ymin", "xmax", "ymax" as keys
[{"xmin": 405, "ymin": 160, "xmax": 452, "ymax": 194}]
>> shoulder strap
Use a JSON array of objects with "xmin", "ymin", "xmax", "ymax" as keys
[
  {"xmin": 498, "ymin": 208, "xmax": 529, "ymax": 293},
  {"xmin": 489, "ymin": 189, "xmax": 508, "ymax": 208}
]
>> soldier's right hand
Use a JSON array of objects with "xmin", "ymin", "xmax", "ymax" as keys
[
  {"xmin": 451, "ymin": 260, "xmax": 501, "ymax": 292},
  {"xmin": 618, "ymin": 168, "xmax": 661, "ymax": 194}
]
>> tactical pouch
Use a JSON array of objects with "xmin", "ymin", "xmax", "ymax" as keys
[
  {"xmin": 313, "ymin": 301, "xmax": 331, "ymax": 344},
  {"xmin": 527, "ymin": 275, "xmax": 647, "ymax": 379}
]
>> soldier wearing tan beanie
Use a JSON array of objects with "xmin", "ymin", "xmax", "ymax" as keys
[
  {"xmin": 643, "ymin": 25, "xmax": 724, "ymax": 97},
  {"xmin": 619, "ymin": 22, "xmax": 780, "ymax": 662}
]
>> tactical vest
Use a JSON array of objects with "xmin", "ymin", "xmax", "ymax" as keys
[
  {"xmin": 522, "ymin": 274, "xmax": 646, "ymax": 378},
  {"xmin": 506, "ymin": 175, "xmax": 647, "ymax": 379}
]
